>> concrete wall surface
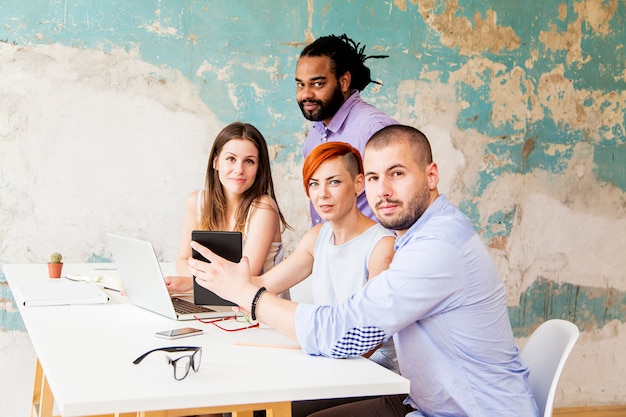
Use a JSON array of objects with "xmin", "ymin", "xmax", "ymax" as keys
[{"xmin": 1, "ymin": 1, "xmax": 624, "ymax": 415}]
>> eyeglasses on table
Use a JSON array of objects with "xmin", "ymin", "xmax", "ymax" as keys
[
  {"xmin": 133, "ymin": 346, "xmax": 202, "ymax": 381},
  {"xmin": 193, "ymin": 313, "xmax": 260, "ymax": 332}
]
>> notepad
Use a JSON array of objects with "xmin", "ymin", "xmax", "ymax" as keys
[{"xmin": 20, "ymin": 280, "xmax": 110, "ymax": 307}]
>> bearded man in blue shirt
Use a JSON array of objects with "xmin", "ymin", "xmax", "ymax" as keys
[{"xmin": 191, "ymin": 124, "xmax": 539, "ymax": 417}]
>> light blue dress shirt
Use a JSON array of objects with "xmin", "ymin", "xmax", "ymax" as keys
[
  {"xmin": 295, "ymin": 195, "xmax": 539, "ymax": 417},
  {"xmin": 302, "ymin": 90, "xmax": 397, "ymax": 225}
]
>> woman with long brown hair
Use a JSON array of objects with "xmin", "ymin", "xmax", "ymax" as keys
[{"xmin": 166, "ymin": 122, "xmax": 290, "ymax": 293}]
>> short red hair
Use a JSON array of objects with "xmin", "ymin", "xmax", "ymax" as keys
[{"xmin": 302, "ymin": 142, "xmax": 363, "ymax": 197}]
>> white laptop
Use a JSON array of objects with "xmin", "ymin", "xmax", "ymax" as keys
[{"xmin": 106, "ymin": 233, "xmax": 233, "ymax": 320}]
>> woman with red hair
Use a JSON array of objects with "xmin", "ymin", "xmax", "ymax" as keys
[{"xmin": 254, "ymin": 141, "xmax": 397, "ymax": 372}]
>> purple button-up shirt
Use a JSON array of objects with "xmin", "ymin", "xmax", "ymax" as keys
[{"xmin": 303, "ymin": 90, "xmax": 397, "ymax": 226}]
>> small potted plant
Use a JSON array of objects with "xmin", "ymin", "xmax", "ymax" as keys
[{"xmin": 48, "ymin": 252, "xmax": 63, "ymax": 278}]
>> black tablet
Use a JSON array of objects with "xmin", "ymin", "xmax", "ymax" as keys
[{"xmin": 191, "ymin": 230, "xmax": 242, "ymax": 306}]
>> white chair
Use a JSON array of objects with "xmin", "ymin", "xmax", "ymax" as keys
[{"xmin": 520, "ymin": 319, "xmax": 580, "ymax": 417}]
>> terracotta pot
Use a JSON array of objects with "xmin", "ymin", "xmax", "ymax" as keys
[{"xmin": 47, "ymin": 263, "xmax": 63, "ymax": 278}]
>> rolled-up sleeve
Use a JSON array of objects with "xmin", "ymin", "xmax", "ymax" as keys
[
  {"xmin": 295, "ymin": 303, "xmax": 322, "ymax": 355},
  {"xmin": 295, "ymin": 303, "xmax": 387, "ymax": 358}
]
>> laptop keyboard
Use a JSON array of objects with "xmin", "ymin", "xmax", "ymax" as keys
[{"xmin": 171, "ymin": 297, "xmax": 217, "ymax": 314}]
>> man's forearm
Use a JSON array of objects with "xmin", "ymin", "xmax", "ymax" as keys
[{"xmin": 254, "ymin": 291, "xmax": 298, "ymax": 340}]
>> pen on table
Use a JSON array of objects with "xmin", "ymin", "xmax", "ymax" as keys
[{"xmin": 64, "ymin": 275, "xmax": 121, "ymax": 292}]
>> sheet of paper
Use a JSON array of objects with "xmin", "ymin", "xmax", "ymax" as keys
[{"xmin": 65, "ymin": 270, "xmax": 123, "ymax": 292}]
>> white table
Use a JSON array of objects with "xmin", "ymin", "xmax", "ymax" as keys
[{"xmin": 5, "ymin": 263, "xmax": 410, "ymax": 417}]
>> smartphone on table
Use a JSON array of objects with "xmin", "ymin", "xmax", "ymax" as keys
[{"xmin": 155, "ymin": 327, "xmax": 203, "ymax": 340}]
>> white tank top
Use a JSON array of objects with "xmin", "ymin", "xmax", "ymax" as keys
[
  {"xmin": 310, "ymin": 222, "xmax": 394, "ymax": 305},
  {"xmin": 310, "ymin": 221, "xmax": 399, "ymax": 372}
]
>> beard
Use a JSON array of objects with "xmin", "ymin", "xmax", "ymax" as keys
[
  {"xmin": 374, "ymin": 181, "xmax": 431, "ymax": 231},
  {"xmin": 298, "ymin": 83, "xmax": 345, "ymax": 122}
]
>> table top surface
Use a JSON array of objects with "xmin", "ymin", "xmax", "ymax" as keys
[{"xmin": 5, "ymin": 263, "xmax": 409, "ymax": 417}]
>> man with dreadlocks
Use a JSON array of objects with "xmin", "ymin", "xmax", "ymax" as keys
[{"xmin": 296, "ymin": 34, "xmax": 398, "ymax": 226}]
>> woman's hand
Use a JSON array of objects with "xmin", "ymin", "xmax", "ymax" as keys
[{"xmin": 164, "ymin": 275, "xmax": 194, "ymax": 294}]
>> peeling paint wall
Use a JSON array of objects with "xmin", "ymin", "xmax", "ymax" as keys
[{"xmin": 1, "ymin": 0, "xmax": 624, "ymax": 412}]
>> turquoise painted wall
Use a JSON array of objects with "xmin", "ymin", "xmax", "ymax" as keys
[
  {"xmin": 1, "ymin": 0, "xmax": 625, "ymax": 405},
  {"xmin": 3, "ymin": 0, "xmax": 624, "ymax": 331}
]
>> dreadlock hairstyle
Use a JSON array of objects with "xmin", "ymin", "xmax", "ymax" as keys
[{"xmin": 299, "ymin": 34, "xmax": 389, "ymax": 91}]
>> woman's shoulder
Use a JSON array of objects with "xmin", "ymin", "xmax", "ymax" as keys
[
  {"xmin": 252, "ymin": 194, "xmax": 279, "ymax": 212},
  {"xmin": 188, "ymin": 189, "xmax": 202, "ymax": 198},
  {"xmin": 366, "ymin": 222, "xmax": 396, "ymax": 238},
  {"xmin": 185, "ymin": 190, "xmax": 202, "ymax": 207}
]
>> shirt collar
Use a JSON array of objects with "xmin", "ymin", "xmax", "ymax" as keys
[
  {"xmin": 395, "ymin": 194, "xmax": 448, "ymax": 249},
  {"xmin": 313, "ymin": 90, "xmax": 360, "ymax": 134}
]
